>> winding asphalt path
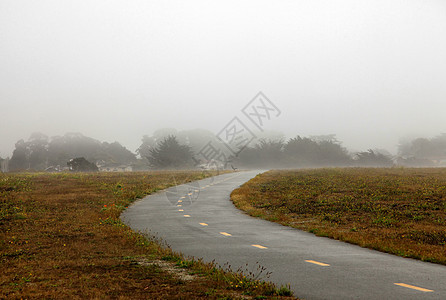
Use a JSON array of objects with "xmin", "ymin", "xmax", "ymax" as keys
[{"xmin": 121, "ymin": 171, "xmax": 446, "ymax": 299}]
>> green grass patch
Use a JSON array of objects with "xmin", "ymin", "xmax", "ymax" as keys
[
  {"xmin": 231, "ymin": 168, "xmax": 446, "ymax": 265},
  {"xmin": 1, "ymin": 171, "xmax": 294, "ymax": 299}
]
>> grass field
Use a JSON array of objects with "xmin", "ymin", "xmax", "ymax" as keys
[
  {"xmin": 1, "ymin": 171, "xmax": 293, "ymax": 299},
  {"xmin": 231, "ymin": 168, "xmax": 446, "ymax": 265}
]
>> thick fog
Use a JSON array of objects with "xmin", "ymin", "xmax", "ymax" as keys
[{"xmin": 1, "ymin": 0, "xmax": 446, "ymax": 158}]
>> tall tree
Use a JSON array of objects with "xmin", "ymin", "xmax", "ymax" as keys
[
  {"xmin": 283, "ymin": 136, "xmax": 319, "ymax": 166},
  {"xmin": 234, "ymin": 139, "xmax": 286, "ymax": 168},
  {"xmin": 316, "ymin": 140, "xmax": 352, "ymax": 166},
  {"xmin": 398, "ymin": 134, "xmax": 446, "ymax": 158},
  {"xmin": 283, "ymin": 136, "xmax": 352, "ymax": 167},
  {"xmin": 28, "ymin": 132, "xmax": 49, "ymax": 170},
  {"xmin": 9, "ymin": 132, "xmax": 137, "ymax": 171},
  {"xmin": 137, "ymin": 128, "xmax": 227, "ymax": 159},
  {"xmin": 9, "ymin": 140, "xmax": 30, "ymax": 171},
  {"xmin": 147, "ymin": 136, "xmax": 193, "ymax": 169},
  {"xmin": 136, "ymin": 135, "xmax": 157, "ymax": 159}
]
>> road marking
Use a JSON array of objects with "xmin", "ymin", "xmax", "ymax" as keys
[
  {"xmin": 184, "ymin": 215, "xmax": 191, "ymax": 217},
  {"xmin": 177, "ymin": 204, "xmax": 182, "ymax": 207},
  {"xmin": 187, "ymin": 193, "xmax": 193, "ymax": 196},
  {"xmin": 194, "ymin": 189, "xmax": 199, "ymax": 192},
  {"xmin": 178, "ymin": 200, "xmax": 182, "ymax": 203},
  {"xmin": 219, "ymin": 232, "xmax": 232, "ymax": 236},
  {"xmin": 178, "ymin": 209, "xmax": 184, "ymax": 212},
  {"xmin": 180, "ymin": 196, "xmax": 186, "ymax": 199},
  {"xmin": 199, "ymin": 223, "xmax": 208, "ymax": 226},
  {"xmin": 305, "ymin": 260, "xmax": 330, "ymax": 266},
  {"xmin": 251, "ymin": 244, "xmax": 268, "ymax": 249},
  {"xmin": 394, "ymin": 283, "xmax": 433, "ymax": 292}
]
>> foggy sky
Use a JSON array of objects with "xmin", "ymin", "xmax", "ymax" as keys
[{"xmin": 1, "ymin": 0, "xmax": 446, "ymax": 157}]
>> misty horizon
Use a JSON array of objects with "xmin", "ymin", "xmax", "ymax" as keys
[
  {"xmin": 2, "ymin": 1, "xmax": 446, "ymax": 158},
  {"xmin": 2, "ymin": 127, "xmax": 446, "ymax": 159}
]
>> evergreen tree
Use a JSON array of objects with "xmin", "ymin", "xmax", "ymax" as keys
[{"xmin": 147, "ymin": 136, "xmax": 193, "ymax": 169}]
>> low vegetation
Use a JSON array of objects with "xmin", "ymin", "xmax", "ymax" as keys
[
  {"xmin": 1, "ymin": 171, "xmax": 294, "ymax": 299},
  {"xmin": 231, "ymin": 168, "xmax": 446, "ymax": 264}
]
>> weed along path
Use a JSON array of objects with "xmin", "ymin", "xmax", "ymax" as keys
[{"xmin": 121, "ymin": 171, "xmax": 446, "ymax": 300}]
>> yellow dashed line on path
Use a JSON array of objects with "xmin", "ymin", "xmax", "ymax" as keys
[
  {"xmin": 180, "ymin": 196, "xmax": 186, "ymax": 199},
  {"xmin": 178, "ymin": 200, "xmax": 182, "ymax": 203},
  {"xmin": 394, "ymin": 283, "xmax": 433, "ymax": 292},
  {"xmin": 305, "ymin": 260, "xmax": 330, "ymax": 266},
  {"xmin": 177, "ymin": 204, "xmax": 182, "ymax": 207},
  {"xmin": 199, "ymin": 223, "xmax": 208, "ymax": 226},
  {"xmin": 219, "ymin": 232, "xmax": 232, "ymax": 237},
  {"xmin": 251, "ymin": 244, "xmax": 268, "ymax": 249},
  {"xmin": 187, "ymin": 193, "xmax": 193, "ymax": 196},
  {"xmin": 178, "ymin": 209, "xmax": 184, "ymax": 212},
  {"xmin": 183, "ymin": 215, "xmax": 191, "ymax": 218}
]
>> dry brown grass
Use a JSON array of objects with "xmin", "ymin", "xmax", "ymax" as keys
[
  {"xmin": 1, "ymin": 171, "xmax": 294, "ymax": 299},
  {"xmin": 231, "ymin": 168, "xmax": 446, "ymax": 264}
]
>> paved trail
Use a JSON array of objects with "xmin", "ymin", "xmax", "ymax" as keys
[{"xmin": 121, "ymin": 171, "xmax": 446, "ymax": 299}]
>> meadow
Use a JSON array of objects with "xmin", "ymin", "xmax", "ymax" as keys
[
  {"xmin": 231, "ymin": 168, "xmax": 446, "ymax": 264},
  {"xmin": 1, "ymin": 171, "xmax": 293, "ymax": 299}
]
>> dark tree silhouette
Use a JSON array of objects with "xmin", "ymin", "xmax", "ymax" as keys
[
  {"xmin": 137, "ymin": 128, "xmax": 226, "ymax": 159},
  {"xmin": 9, "ymin": 140, "xmax": 29, "ymax": 171},
  {"xmin": 28, "ymin": 133, "xmax": 49, "ymax": 170},
  {"xmin": 136, "ymin": 135, "xmax": 157, "ymax": 159},
  {"xmin": 234, "ymin": 139, "xmax": 285, "ymax": 168},
  {"xmin": 146, "ymin": 135, "xmax": 194, "ymax": 169},
  {"xmin": 316, "ymin": 140, "xmax": 352, "ymax": 166},
  {"xmin": 8, "ymin": 132, "xmax": 137, "ymax": 171},
  {"xmin": 67, "ymin": 157, "xmax": 98, "ymax": 172},
  {"xmin": 283, "ymin": 136, "xmax": 319, "ymax": 166},
  {"xmin": 398, "ymin": 134, "xmax": 446, "ymax": 160},
  {"xmin": 283, "ymin": 136, "xmax": 351, "ymax": 167},
  {"xmin": 355, "ymin": 150, "xmax": 393, "ymax": 167}
]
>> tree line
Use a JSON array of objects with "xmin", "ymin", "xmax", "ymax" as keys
[
  {"xmin": 7, "ymin": 132, "xmax": 137, "ymax": 172},
  {"xmin": 4, "ymin": 130, "xmax": 446, "ymax": 172}
]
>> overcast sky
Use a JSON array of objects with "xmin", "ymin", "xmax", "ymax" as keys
[{"xmin": 1, "ymin": 0, "xmax": 446, "ymax": 157}]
